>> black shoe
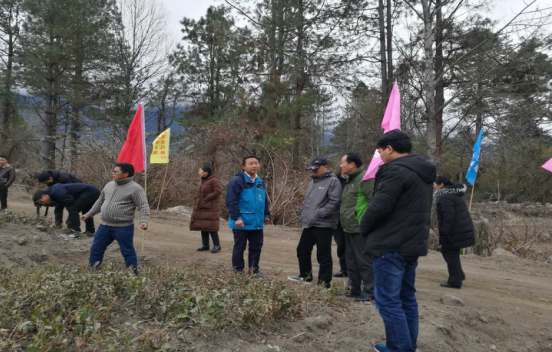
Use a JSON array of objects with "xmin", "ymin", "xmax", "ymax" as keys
[
  {"xmin": 196, "ymin": 246, "xmax": 209, "ymax": 252},
  {"xmin": 83, "ymin": 231, "xmax": 95, "ymax": 238},
  {"xmin": 211, "ymin": 245, "xmax": 221, "ymax": 253},
  {"xmin": 346, "ymin": 291, "xmax": 360, "ymax": 298},
  {"xmin": 440, "ymin": 283, "xmax": 461, "ymax": 289},
  {"xmin": 333, "ymin": 271, "xmax": 348, "ymax": 278},
  {"xmin": 355, "ymin": 292, "xmax": 374, "ymax": 302}
]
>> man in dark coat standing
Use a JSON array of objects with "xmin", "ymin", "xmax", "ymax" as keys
[
  {"xmin": 0, "ymin": 155, "xmax": 16, "ymax": 211},
  {"xmin": 360, "ymin": 130, "xmax": 436, "ymax": 352},
  {"xmin": 37, "ymin": 170, "xmax": 82, "ymax": 228},
  {"xmin": 434, "ymin": 175, "xmax": 475, "ymax": 289},
  {"xmin": 288, "ymin": 157, "xmax": 342, "ymax": 288}
]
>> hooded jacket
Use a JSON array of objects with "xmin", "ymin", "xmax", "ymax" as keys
[
  {"xmin": 435, "ymin": 183, "xmax": 476, "ymax": 249},
  {"xmin": 359, "ymin": 154, "xmax": 436, "ymax": 257},
  {"xmin": 300, "ymin": 170, "xmax": 342, "ymax": 229},
  {"xmin": 0, "ymin": 164, "xmax": 16, "ymax": 188},
  {"xmin": 45, "ymin": 170, "xmax": 81, "ymax": 185},
  {"xmin": 190, "ymin": 175, "xmax": 222, "ymax": 232},
  {"xmin": 225, "ymin": 172, "xmax": 270, "ymax": 230},
  {"xmin": 340, "ymin": 166, "xmax": 374, "ymax": 233}
]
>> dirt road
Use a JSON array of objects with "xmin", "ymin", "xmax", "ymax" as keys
[{"xmin": 2, "ymin": 193, "xmax": 552, "ymax": 352}]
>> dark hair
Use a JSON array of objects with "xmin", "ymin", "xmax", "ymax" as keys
[
  {"xmin": 32, "ymin": 190, "xmax": 47, "ymax": 204},
  {"xmin": 115, "ymin": 162, "xmax": 134, "ymax": 177},
  {"xmin": 344, "ymin": 153, "xmax": 363, "ymax": 168},
  {"xmin": 0, "ymin": 155, "xmax": 8, "ymax": 160},
  {"xmin": 200, "ymin": 164, "xmax": 212, "ymax": 175},
  {"xmin": 376, "ymin": 130, "xmax": 412, "ymax": 154},
  {"xmin": 37, "ymin": 172, "xmax": 53, "ymax": 183},
  {"xmin": 242, "ymin": 155, "xmax": 260, "ymax": 165},
  {"xmin": 435, "ymin": 175, "xmax": 452, "ymax": 186}
]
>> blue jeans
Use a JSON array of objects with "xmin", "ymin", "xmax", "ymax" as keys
[
  {"xmin": 374, "ymin": 252, "xmax": 419, "ymax": 352},
  {"xmin": 232, "ymin": 229, "xmax": 263, "ymax": 273},
  {"xmin": 89, "ymin": 225, "xmax": 137, "ymax": 271}
]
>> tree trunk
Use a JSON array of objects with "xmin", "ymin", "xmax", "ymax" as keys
[
  {"xmin": 0, "ymin": 4, "xmax": 19, "ymax": 137},
  {"xmin": 378, "ymin": 0, "xmax": 388, "ymax": 106},
  {"xmin": 44, "ymin": 73, "xmax": 57, "ymax": 169},
  {"xmin": 292, "ymin": 0, "xmax": 306, "ymax": 171},
  {"xmin": 421, "ymin": 0, "xmax": 436, "ymax": 163},
  {"xmin": 434, "ymin": 0, "xmax": 444, "ymax": 170},
  {"xmin": 386, "ymin": 0, "xmax": 394, "ymax": 87}
]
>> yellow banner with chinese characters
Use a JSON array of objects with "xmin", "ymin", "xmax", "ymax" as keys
[{"xmin": 150, "ymin": 128, "xmax": 170, "ymax": 164}]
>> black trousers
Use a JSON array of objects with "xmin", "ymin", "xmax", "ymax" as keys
[
  {"xmin": 333, "ymin": 223, "xmax": 347, "ymax": 272},
  {"xmin": 441, "ymin": 247, "xmax": 465, "ymax": 287},
  {"xmin": 54, "ymin": 204, "xmax": 65, "ymax": 226},
  {"xmin": 297, "ymin": 227, "xmax": 333, "ymax": 287},
  {"xmin": 66, "ymin": 191, "xmax": 100, "ymax": 232},
  {"xmin": 201, "ymin": 231, "xmax": 220, "ymax": 247},
  {"xmin": 345, "ymin": 232, "xmax": 374, "ymax": 297},
  {"xmin": 0, "ymin": 187, "xmax": 7, "ymax": 209},
  {"xmin": 232, "ymin": 229, "xmax": 263, "ymax": 273}
]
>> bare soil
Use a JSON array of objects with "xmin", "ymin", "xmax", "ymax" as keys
[{"xmin": 1, "ymin": 190, "xmax": 552, "ymax": 352}]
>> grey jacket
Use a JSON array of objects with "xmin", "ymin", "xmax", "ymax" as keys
[
  {"xmin": 300, "ymin": 171, "xmax": 342, "ymax": 229},
  {"xmin": 0, "ymin": 164, "xmax": 16, "ymax": 188}
]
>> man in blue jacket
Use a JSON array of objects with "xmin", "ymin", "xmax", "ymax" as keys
[
  {"xmin": 33, "ymin": 183, "xmax": 100, "ymax": 238},
  {"xmin": 225, "ymin": 156, "xmax": 270, "ymax": 276}
]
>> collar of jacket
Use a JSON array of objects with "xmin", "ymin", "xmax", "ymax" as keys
[
  {"xmin": 434, "ymin": 183, "xmax": 467, "ymax": 199},
  {"xmin": 242, "ymin": 171, "xmax": 258, "ymax": 184},
  {"xmin": 0, "ymin": 163, "xmax": 11, "ymax": 169},
  {"xmin": 116, "ymin": 177, "xmax": 133, "ymax": 186},
  {"xmin": 201, "ymin": 174, "xmax": 212, "ymax": 182},
  {"xmin": 311, "ymin": 170, "xmax": 334, "ymax": 181},
  {"xmin": 345, "ymin": 166, "xmax": 367, "ymax": 183}
]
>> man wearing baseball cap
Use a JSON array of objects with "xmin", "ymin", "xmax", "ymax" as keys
[{"xmin": 288, "ymin": 157, "xmax": 342, "ymax": 288}]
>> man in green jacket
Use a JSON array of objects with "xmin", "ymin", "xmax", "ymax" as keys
[{"xmin": 340, "ymin": 153, "xmax": 375, "ymax": 302}]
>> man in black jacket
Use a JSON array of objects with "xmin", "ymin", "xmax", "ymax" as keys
[
  {"xmin": 360, "ymin": 130, "xmax": 436, "ymax": 352},
  {"xmin": 33, "ymin": 183, "xmax": 100, "ymax": 238},
  {"xmin": 37, "ymin": 170, "xmax": 82, "ymax": 228}
]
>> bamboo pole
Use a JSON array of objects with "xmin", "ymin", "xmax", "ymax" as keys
[
  {"xmin": 156, "ymin": 163, "xmax": 170, "ymax": 211},
  {"xmin": 469, "ymin": 178, "xmax": 476, "ymax": 212},
  {"xmin": 142, "ymin": 170, "xmax": 147, "ymax": 253}
]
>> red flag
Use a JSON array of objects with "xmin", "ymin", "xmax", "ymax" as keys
[{"xmin": 118, "ymin": 104, "xmax": 146, "ymax": 172}]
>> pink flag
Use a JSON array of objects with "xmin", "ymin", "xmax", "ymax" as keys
[
  {"xmin": 363, "ymin": 83, "xmax": 401, "ymax": 180},
  {"xmin": 542, "ymin": 158, "xmax": 552, "ymax": 173},
  {"xmin": 118, "ymin": 104, "xmax": 146, "ymax": 172}
]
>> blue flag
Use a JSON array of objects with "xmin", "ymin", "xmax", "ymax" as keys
[{"xmin": 466, "ymin": 128, "xmax": 484, "ymax": 186}]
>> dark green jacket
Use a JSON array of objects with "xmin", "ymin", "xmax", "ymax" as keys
[{"xmin": 340, "ymin": 166, "xmax": 374, "ymax": 233}]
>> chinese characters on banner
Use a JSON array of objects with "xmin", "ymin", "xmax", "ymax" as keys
[{"xmin": 150, "ymin": 128, "xmax": 170, "ymax": 164}]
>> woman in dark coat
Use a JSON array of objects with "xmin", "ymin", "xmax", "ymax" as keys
[
  {"xmin": 434, "ymin": 175, "xmax": 476, "ymax": 289},
  {"xmin": 190, "ymin": 165, "xmax": 222, "ymax": 253}
]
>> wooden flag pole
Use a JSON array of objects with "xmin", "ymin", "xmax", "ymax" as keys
[
  {"xmin": 141, "ymin": 172, "xmax": 147, "ymax": 253},
  {"xmin": 469, "ymin": 178, "xmax": 476, "ymax": 212},
  {"xmin": 156, "ymin": 163, "xmax": 170, "ymax": 211}
]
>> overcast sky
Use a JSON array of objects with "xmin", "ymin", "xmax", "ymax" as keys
[{"xmin": 161, "ymin": 0, "xmax": 552, "ymax": 44}]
